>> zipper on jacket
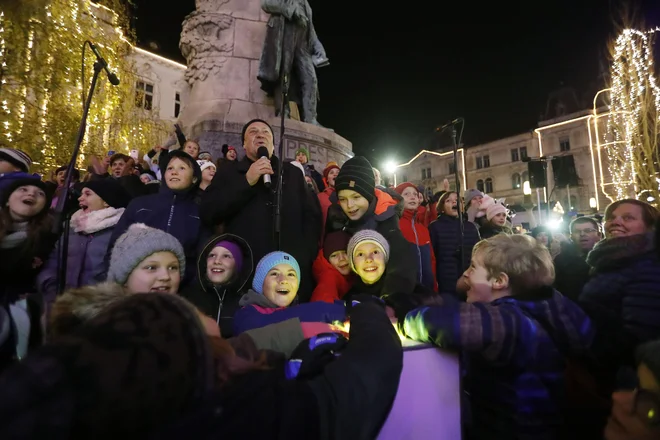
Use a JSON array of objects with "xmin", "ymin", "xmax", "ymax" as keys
[
  {"xmin": 166, "ymin": 195, "xmax": 176, "ymax": 232},
  {"xmin": 411, "ymin": 217, "xmax": 423, "ymax": 283},
  {"xmin": 213, "ymin": 287, "xmax": 226, "ymax": 325}
]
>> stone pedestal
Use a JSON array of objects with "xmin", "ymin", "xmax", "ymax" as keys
[{"xmin": 178, "ymin": 0, "xmax": 352, "ymax": 165}]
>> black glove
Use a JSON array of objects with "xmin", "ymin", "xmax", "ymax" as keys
[
  {"xmin": 285, "ymin": 333, "xmax": 348, "ymax": 380},
  {"xmin": 382, "ymin": 291, "xmax": 442, "ymax": 323},
  {"xmin": 344, "ymin": 293, "xmax": 385, "ymax": 318}
]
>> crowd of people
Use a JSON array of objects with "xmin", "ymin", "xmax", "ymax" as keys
[{"xmin": 0, "ymin": 118, "xmax": 658, "ymax": 439}]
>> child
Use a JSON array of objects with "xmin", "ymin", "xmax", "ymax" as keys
[
  {"xmin": 182, "ymin": 234, "xmax": 253, "ymax": 338},
  {"xmin": 477, "ymin": 196, "xmax": 512, "ymax": 239},
  {"xmin": 107, "ymin": 223, "xmax": 187, "ymax": 294},
  {"xmin": 326, "ymin": 156, "xmax": 417, "ymax": 297},
  {"xmin": 310, "ymin": 231, "xmax": 354, "ymax": 303},
  {"xmin": 0, "ymin": 148, "xmax": 37, "ymax": 192},
  {"xmin": 233, "ymin": 251, "xmax": 346, "ymax": 335},
  {"xmin": 401, "ymin": 234, "xmax": 594, "ymax": 439}
]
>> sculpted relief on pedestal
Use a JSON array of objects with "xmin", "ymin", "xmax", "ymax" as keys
[{"xmin": 180, "ymin": 12, "xmax": 233, "ymax": 85}]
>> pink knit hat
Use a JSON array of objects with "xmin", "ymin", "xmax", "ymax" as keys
[{"xmin": 486, "ymin": 203, "xmax": 507, "ymax": 221}]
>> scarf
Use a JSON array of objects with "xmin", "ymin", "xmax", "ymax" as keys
[
  {"xmin": 586, "ymin": 231, "xmax": 655, "ymax": 272},
  {"xmin": 70, "ymin": 207, "xmax": 125, "ymax": 235},
  {"xmin": 0, "ymin": 221, "xmax": 28, "ymax": 249}
]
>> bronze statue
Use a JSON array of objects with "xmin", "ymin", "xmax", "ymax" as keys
[{"xmin": 258, "ymin": 0, "xmax": 329, "ymax": 126}]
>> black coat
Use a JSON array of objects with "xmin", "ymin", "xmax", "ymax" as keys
[
  {"xmin": 553, "ymin": 246, "xmax": 590, "ymax": 303},
  {"xmin": 200, "ymin": 156, "xmax": 320, "ymax": 302}
]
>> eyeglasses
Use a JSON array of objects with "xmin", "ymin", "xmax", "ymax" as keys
[
  {"xmin": 634, "ymin": 388, "xmax": 660, "ymax": 427},
  {"xmin": 572, "ymin": 228, "xmax": 598, "ymax": 235}
]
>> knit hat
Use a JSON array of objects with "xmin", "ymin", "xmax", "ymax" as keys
[
  {"xmin": 0, "ymin": 176, "xmax": 50, "ymax": 208},
  {"xmin": 334, "ymin": 156, "xmax": 376, "ymax": 203},
  {"xmin": 295, "ymin": 147, "xmax": 310, "ymax": 162},
  {"xmin": 464, "ymin": 189, "xmax": 484, "ymax": 206},
  {"xmin": 241, "ymin": 119, "xmax": 273, "ymax": 145},
  {"xmin": 198, "ymin": 151, "xmax": 212, "ymax": 161},
  {"xmin": 140, "ymin": 173, "xmax": 155, "ymax": 182},
  {"xmin": 213, "ymin": 240, "xmax": 244, "ymax": 274},
  {"xmin": 108, "ymin": 223, "xmax": 186, "ymax": 285},
  {"xmin": 0, "ymin": 148, "xmax": 32, "ymax": 172},
  {"xmin": 486, "ymin": 202, "xmax": 508, "ymax": 221},
  {"xmin": 83, "ymin": 179, "xmax": 131, "ymax": 209},
  {"xmin": 395, "ymin": 182, "xmax": 418, "ymax": 195},
  {"xmin": 323, "ymin": 231, "xmax": 351, "ymax": 261},
  {"xmin": 251, "ymin": 251, "xmax": 300, "ymax": 294},
  {"xmin": 323, "ymin": 162, "xmax": 340, "ymax": 179},
  {"xmin": 196, "ymin": 160, "xmax": 216, "ymax": 173},
  {"xmin": 347, "ymin": 229, "xmax": 390, "ymax": 271}
]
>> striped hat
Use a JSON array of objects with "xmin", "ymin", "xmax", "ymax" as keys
[
  {"xmin": 347, "ymin": 229, "xmax": 390, "ymax": 271},
  {"xmin": 0, "ymin": 148, "xmax": 32, "ymax": 172},
  {"xmin": 334, "ymin": 156, "xmax": 375, "ymax": 203}
]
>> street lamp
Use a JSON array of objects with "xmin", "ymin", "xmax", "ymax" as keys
[
  {"xmin": 384, "ymin": 160, "xmax": 398, "ymax": 187},
  {"xmin": 523, "ymin": 181, "xmax": 531, "ymax": 195},
  {"xmin": 589, "ymin": 197, "xmax": 597, "ymax": 209}
]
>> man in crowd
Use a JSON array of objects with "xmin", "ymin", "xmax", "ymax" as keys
[{"xmin": 200, "ymin": 119, "xmax": 321, "ymax": 301}]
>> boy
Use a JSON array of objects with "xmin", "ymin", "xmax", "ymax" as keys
[{"xmin": 402, "ymin": 234, "xmax": 594, "ymax": 439}]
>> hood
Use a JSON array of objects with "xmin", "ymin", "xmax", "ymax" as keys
[
  {"xmin": 586, "ymin": 231, "xmax": 655, "ymax": 272},
  {"xmin": 497, "ymin": 286, "xmax": 594, "ymax": 357},
  {"xmin": 160, "ymin": 150, "xmax": 202, "ymax": 197},
  {"xmin": 238, "ymin": 289, "xmax": 280, "ymax": 309},
  {"xmin": 197, "ymin": 234, "xmax": 255, "ymax": 294}
]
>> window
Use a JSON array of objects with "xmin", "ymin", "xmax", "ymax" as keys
[
  {"xmin": 476, "ymin": 156, "xmax": 483, "ymax": 169},
  {"xmin": 485, "ymin": 178, "xmax": 493, "ymax": 193},
  {"xmin": 174, "ymin": 92, "xmax": 181, "ymax": 117},
  {"xmin": 560, "ymin": 137, "xmax": 571, "ymax": 152},
  {"xmin": 449, "ymin": 161, "xmax": 456, "ymax": 174},
  {"xmin": 476, "ymin": 179, "xmax": 484, "ymax": 192},
  {"xmin": 512, "ymin": 173, "xmax": 521, "ymax": 189},
  {"xmin": 135, "ymin": 81, "xmax": 154, "ymax": 110},
  {"xmin": 511, "ymin": 149, "xmax": 519, "ymax": 162},
  {"xmin": 426, "ymin": 167, "xmax": 432, "ymax": 179},
  {"xmin": 483, "ymin": 155, "xmax": 490, "ymax": 168},
  {"xmin": 520, "ymin": 146, "xmax": 528, "ymax": 160},
  {"xmin": 421, "ymin": 169, "xmax": 426, "ymax": 180}
]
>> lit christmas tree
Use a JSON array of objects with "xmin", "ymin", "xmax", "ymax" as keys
[
  {"xmin": 0, "ymin": 0, "xmax": 168, "ymax": 173},
  {"xmin": 605, "ymin": 27, "xmax": 660, "ymax": 203}
]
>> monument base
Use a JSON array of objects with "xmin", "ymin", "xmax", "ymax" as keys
[{"xmin": 184, "ymin": 105, "xmax": 353, "ymax": 168}]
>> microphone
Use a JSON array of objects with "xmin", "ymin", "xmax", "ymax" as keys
[
  {"xmin": 257, "ymin": 146, "xmax": 271, "ymax": 187},
  {"xmin": 87, "ymin": 41, "xmax": 120, "ymax": 86},
  {"xmin": 435, "ymin": 118, "xmax": 463, "ymax": 132}
]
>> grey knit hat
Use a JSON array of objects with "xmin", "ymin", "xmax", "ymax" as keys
[
  {"xmin": 108, "ymin": 223, "xmax": 186, "ymax": 285},
  {"xmin": 347, "ymin": 229, "xmax": 390, "ymax": 271},
  {"xmin": 464, "ymin": 189, "xmax": 484, "ymax": 206}
]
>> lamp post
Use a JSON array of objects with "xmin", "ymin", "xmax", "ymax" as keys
[{"xmin": 384, "ymin": 160, "xmax": 398, "ymax": 187}]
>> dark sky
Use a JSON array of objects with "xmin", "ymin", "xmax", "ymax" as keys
[{"xmin": 132, "ymin": 0, "xmax": 659, "ymax": 165}]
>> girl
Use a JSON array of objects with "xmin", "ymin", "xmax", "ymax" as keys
[
  {"xmin": 107, "ymin": 223, "xmax": 186, "ymax": 294},
  {"xmin": 478, "ymin": 200, "xmax": 512, "ymax": 239},
  {"xmin": 38, "ymin": 179, "xmax": 130, "ymax": 307},
  {"xmin": 310, "ymin": 231, "xmax": 354, "ymax": 302},
  {"xmin": 428, "ymin": 191, "xmax": 480, "ymax": 295},
  {"xmin": 107, "ymin": 151, "xmax": 206, "ymax": 285}
]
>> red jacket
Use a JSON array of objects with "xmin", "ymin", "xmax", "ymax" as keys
[
  {"xmin": 310, "ymin": 249, "xmax": 354, "ymax": 303},
  {"xmin": 318, "ymin": 187, "xmax": 335, "ymax": 243},
  {"xmin": 399, "ymin": 209, "xmax": 437, "ymax": 291}
]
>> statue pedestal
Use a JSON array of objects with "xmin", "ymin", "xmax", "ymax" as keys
[{"xmin": 178, "ymin": 0, "xmax": 352, "ymax": 165}]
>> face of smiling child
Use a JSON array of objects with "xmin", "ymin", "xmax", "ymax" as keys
[
  {"xmin": 352, "ymin": 241, "xmax": 386, "ymax": 284},
  {"xmin": 262, "ymin": 263, "xmax": 299, "ymax": 307}
]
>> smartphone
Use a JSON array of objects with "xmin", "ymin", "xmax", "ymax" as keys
[
  {"xmin": 129, "ymin": 149, "xmax": 139, "ymax": 160},
  {"xmin": 107, "ymin": 150, "xmax": 115, "ymax": 157}
]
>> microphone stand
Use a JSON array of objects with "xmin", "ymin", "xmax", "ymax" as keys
[
  {"xmin": 450, "ymin": 123, "xmax": 465, "ymax": 271},
  {"xmin": 53, "ymin": 57, "xmax": 106, "ymax": 296},
  {"xmin": 273, "ymin": 26, "xmax": 289, "ymax": 251}
]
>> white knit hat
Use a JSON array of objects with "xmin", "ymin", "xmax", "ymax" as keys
[
  {"xmin": 0, "ymin": 148, "xmax": 32, "ymax": 172},
  {"xmin": 347, "ymin": 229, "xmax": 390, "ymax": 271},
  {"xmin": 196, "ymin": 160, "xmax": 216, "ymax": 173}
]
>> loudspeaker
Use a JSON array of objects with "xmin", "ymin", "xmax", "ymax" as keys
[
  {"xmin": 552, "ymin": 155, "xmax": 579, "ymax": 187},
  {"xmin": 527, "ymin": 161, "xmax": 547, "ymax": 189}
]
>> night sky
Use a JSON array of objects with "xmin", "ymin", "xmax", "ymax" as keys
[{"xmin": 132, "ymin": 0, "xmax": 659, "ymax": 166}]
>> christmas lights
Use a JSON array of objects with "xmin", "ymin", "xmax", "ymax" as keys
[
  {"xmin": 605, "ymin": 27, "xmax": 660, "ymax": 203},
  {"xmin": 0, "ymin": 0, "xmax": 168, "ymax": 173}
]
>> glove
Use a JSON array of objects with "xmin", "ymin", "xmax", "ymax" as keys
[
  {"xmin": 344, "ymin": 294, "xmax": 384, "ymax": 318},
  {"xmin": 285, "ymin": 333, "xmax": 348, "ymax": 380},
  {"xmin": 383, "ymin": 291, "xmax": 443, "ymax": 324}
]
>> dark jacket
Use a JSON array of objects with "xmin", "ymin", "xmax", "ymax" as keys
[
  {"xmin": 181, "ymin": 234, "xmax": 254, "ymax": 338},
  {"xmin": 104, "ymin": 159, "xmax": 206, "ymax": 285},
  {"xmin": 405, "ymin": 288, "xmax": 594, "ymax": 440},
  {"xmin": 429, "ymin": 214, "xmax": 481, "ymax": 296},
  {"xmin": 579, "ymin": 232, "xmax": 660, "ymax": 374},
  {"xmin": 327, "ymin": 189, "xmax": 417, "ymax": 297},
  {"xmin": 553, "ymin": 245, "xmax": 591, "ymax": 303},
  {"xmin": 200, "ymin": 156, "xmax": 320, "ymax": 302},
  {"xmin": 478, "ymin": 223, "xmax": 512, "ymax": 240}
]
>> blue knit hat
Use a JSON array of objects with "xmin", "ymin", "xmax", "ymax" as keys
[{"xmin": 252, "ymin": 251, "xmax": 301, "ymax": 294}]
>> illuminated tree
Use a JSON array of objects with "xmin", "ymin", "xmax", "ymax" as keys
[
  {"xmin": 605, "ymin": 27, "xmax": 660, "ymax": 202},
  {"xmin": 0, "ymin": 0, "xmax": 168, "ymax": 173}
]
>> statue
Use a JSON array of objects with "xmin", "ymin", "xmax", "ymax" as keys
[{"xmin": 258, "ymin": 0, "xmax": 329, "ymax": 126}]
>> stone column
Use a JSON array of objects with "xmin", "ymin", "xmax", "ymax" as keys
[{"xmin": 178, "ymin": 0, "xmax": 352, "ymax": 168}]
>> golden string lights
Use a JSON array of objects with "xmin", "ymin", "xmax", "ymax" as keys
[
  {"xmin": 605, "ymin": 27, "xmax": 660, "ymax": 202},
  {"xmin": 0, "ymin": 0, "xmax": 168, "ymax": 173}
]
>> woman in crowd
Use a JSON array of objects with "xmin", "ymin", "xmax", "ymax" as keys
[{"xmin": 38, "ymin": 179, "xmax": 130, "ymax": 308}]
